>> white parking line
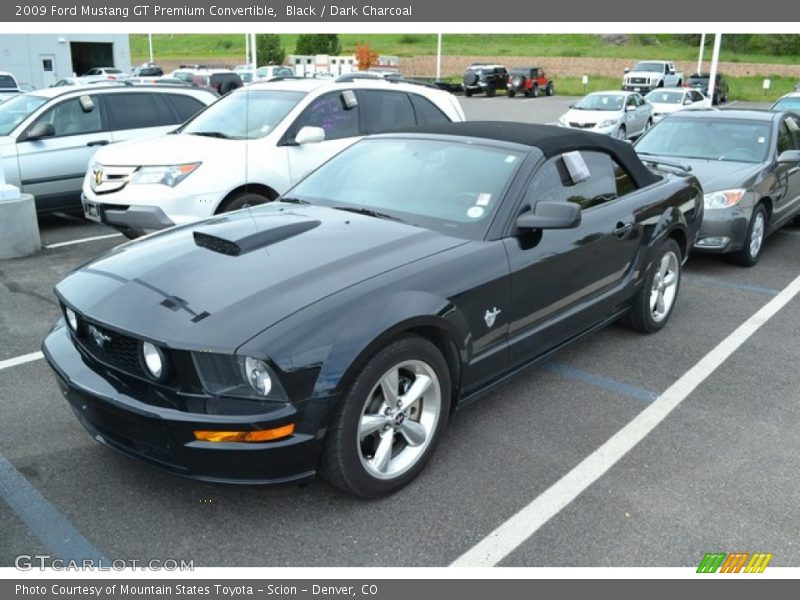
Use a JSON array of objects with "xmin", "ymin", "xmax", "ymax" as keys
[
  {"xmin": 451, "ymin": 270, "xmax": 800, "ymax": 567},
  {"xmin": 0, "ymin": 352, "xmax": 44, "ymax": 372},
  {"xmin": 44, "ymin": 233, "xmax": 122, "ymax": 249},
  {"xmin": 725, "ymin": 100, "xmax": 739, "ymax": 108}
]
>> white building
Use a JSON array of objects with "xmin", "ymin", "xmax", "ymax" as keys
[
  {"xmin": 0, "ymin": 34, "xmax": 132, "ymax": 89},
  {"xmin": 289, "ymin": 54, "xmax": 357, "ymax": 78}
]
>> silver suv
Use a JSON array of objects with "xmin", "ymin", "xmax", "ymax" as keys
[{"xmin": 0, "ymin": 83, "xmax": 217, "ymax": 213}]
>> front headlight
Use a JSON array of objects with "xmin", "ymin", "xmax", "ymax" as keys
[
  {"xmin": 192, "ymin": 352, "xmax": 287, "ymax": 400},
  {"xmin": 704, "ymin": 189, "xmax": 747, "ymax": 210},
  {"xmin": 599, "ymin": 119, "xmax": 617, "ymax": 128},
  {"xmin": 558, "ymin": 116, "xmax": 569, "ymax": 126},
  {"xmin": 130, "ymin": 162, "xmax": 200, "ymax": 187}
]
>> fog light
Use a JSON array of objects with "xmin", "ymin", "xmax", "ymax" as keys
[
  {"xmin": 194, "ymin": 424, "xmax": 295, "ymax": 443},
  {"xmin": 142, "ymin": 341, "xmax": 164, "ymax": 379},
  {"xmin": 65, "ymin": 307, "xmax": 78, "ymax": 331},
  {"xmin": 696, "ymin": 236, "xmax": 730, "ymax": 248}
]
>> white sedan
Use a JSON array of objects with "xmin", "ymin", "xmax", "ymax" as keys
[
  {"xmin": 645, "ymin": 87, "xmax": 707, "ymax": 122},
  {"xmin": 557, "ymin": 91, "xmax": 653, "ymax": 140}
]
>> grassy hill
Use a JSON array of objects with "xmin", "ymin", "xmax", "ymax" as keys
[{"xmin": 130, "ymin": 33, "xmax": 800, "ymax": 65}]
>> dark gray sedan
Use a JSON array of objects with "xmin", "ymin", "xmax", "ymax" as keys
[{"xmin": 635, "ymin": 109, "xmax": 800, "ymax": 266}]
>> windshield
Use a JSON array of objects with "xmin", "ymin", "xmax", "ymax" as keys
[
  {"xmin": 179, "ymin": 89, "xmax": 306, "ymax": 139},
  {"xmin": 645, "ymin": 90, "xmax": 685, "ymax": 104},
  {"xmin": 636, "ymin": 118, "xmax": 772, "ymax": 163},
  {"xmin": 286, "ymin": 138, "xmax": 524, "ymax": 240},
  {"xmin": 633, "ymin": 62, "xmax": 665, "ymax": 72},
  {"xmin": 574, "ymin": 94, "xmax": 625, "ymax": 111},
  {"xmin": 771, "ymin": 97, "xmax": 800, "ymax": 112},
  {"xmin": 0, "ymin": 75, "xmax": 17, "ymax": 89},
  {"xmin": 105, "ymin": 68, "xmax": 123, "ymax": 74},
  {"xmin": 0, "ymin": 94, "xmax": 47, "ymax": 135}
]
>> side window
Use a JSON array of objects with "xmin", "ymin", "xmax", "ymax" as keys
[
  {"xmin": 105, "ymin": 93, "xmax": 163, "ymax": 130},
  {"xmin": 166, "ymin": 94, "xmax": 206, "ymax": 122},
  {"xmin": 288, "ymin": 91, "xmax": 360, "ymax": 142},
  {"xmin": 777, "ymin": 118, "xmax": 800, "ymax": 153},
  {"xmin": 360, "ymin": 90, "xmax": 415, "ymax": 133},
  {"xmin": 626, "ymin": 95, "xmax": 637, "ymax": 108},
  {"xmin": 526, "ymin": 151, "xmax": 633, "ymax": 211},
  {"xmin": 410, "ymin": 94, "xmax": 451, "ymax": 126},
  {"xmin": 33, "ymin": 97, "xmax": 103, "ymax": 137}
]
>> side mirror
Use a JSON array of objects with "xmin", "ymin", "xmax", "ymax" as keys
[
  {"xmin": 777, "ymin": 149, "xmax": 800, "ymax": 164},
  {"xmin": 626, "ymin": 105, "xmax": 636, "ymax": 112},
  {"xmin": 25, "ymin": 122, "xmax": 55, "ymax": 141},
  {"xmin": 79, "ymin": 95, "xmax": 94, "ymax": 112},
  {"xmin": 294, "ymin": 126, "xmax": 325, "ymax": 145},
  {"xmin": 568, "ymin": 103, "xmax": 575, "ymax": 109},
  {"xmin": 684, "ymin": 99, "xmax": 693, "ymax": 105},
  {"xmin": 516, "ymin": 202, "xmax": 581, "ymax": 231},
  {"xmin": 624, "ymin": 68, "xmax": 630, "ymax": 74}
]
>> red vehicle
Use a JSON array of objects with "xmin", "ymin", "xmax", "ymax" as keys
[{"xmin": 506, "ymin": 66, "xmax": 554, "ymax": 98}]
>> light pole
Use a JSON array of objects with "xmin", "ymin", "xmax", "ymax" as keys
[{"xmin": 436, "ymin": 33, "xmax": 442, "ymax": 81}]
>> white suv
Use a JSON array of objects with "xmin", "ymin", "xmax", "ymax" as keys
[{"xmin": 82, "ymin": 78, "xmax": 465, "ymax": 237}]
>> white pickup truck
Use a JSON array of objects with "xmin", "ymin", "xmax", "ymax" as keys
[{"xmin": 622, "ymin": 61, "xmax": 684, "ymax": 94}]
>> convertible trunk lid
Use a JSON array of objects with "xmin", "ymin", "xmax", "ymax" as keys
[{"xmin": 56, "ymin": 204, "xmax": 467, "ymax": 351}]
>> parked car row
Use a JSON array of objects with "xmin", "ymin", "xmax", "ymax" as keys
[{"xmin": 462, "ymin": 63, "xmax": 555, "ymax": 98}]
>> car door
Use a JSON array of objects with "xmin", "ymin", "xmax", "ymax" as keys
[
  {"xmin": 16, "ymin": 93, "xmax": 108, "ymax": 211},
  {"xmin": 283, "ymin": 89, "xmax": 363, "ymax": 184},
  {"xmin": 623, "ymin": 94, "xmax": 642, "ymax": 135},
  {"xmin": 503, "ymin": 150, "xmax": 644, "ymax": 367},
  {"xmin": 634, "ymin": 94, "xmax": 650, "ymax": 133},
  {"xmin": 689, "ymin": 90, "xmax": 705, "ymax": 108},
  {"xmin": 772, "ymin": 114, "xmax": 800, "ymax": 226},
  {"xmin": 358, "ymin": 89, "xmax": 416, "ymax": 134}
]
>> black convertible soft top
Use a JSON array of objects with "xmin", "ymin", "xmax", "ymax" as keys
[{"xmin": 398, "ymin": 121, "xmax": 660, "ymax": 188}]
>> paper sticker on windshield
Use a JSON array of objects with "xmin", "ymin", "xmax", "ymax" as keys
[
  {"xmin": 562, "ymin": 151, "xmax": 591, "ymax": 184},
  {"xmin": 476, "ymin": 193, "xmax": 492, "ymax": 206},
  {"xmin": 467, "ymin": 206, "xmax": 485, "ymax": 219},
  {"xmin": 757, "ymin": 136, "xmax": 766, "ymax": 144},
  {"xmin": 505, "ymin": 156, "xmax": 517, "ymax": 164}
]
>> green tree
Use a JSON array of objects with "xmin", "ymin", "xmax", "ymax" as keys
[
  {"xmin": 256, "ymin": 34, "xmax": 285, "ymax": 66},
  {"xmin": 295, "ymin": 34, "xmax": 342, "ymax": 56}
]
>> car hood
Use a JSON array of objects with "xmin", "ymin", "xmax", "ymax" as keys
[
  {"xmin": 55, "ymin": 204, "xmax": 468, "ymax": 351},
  {"xmin": 649, "ymin": 103, "xmax": 684, "ymax": 114},
  {"xmin": 563, "ymin": 109, "xmax": 621, "ymax": 124},
  {"xmin": 638, "ymin": 154, "xmax": 763, "ymax": 191},
  {"xmin": 626, "ymin": 71, "xmax": 662, "ymax": 79},
  {"xmin": 92, "ymin": 132, "xmax": 242, "ymax": 166}
]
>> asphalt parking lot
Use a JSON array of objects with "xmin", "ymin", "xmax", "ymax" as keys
[{"xmin": 1, "ymin": 97, "xmax": 799, "ymax": 569}]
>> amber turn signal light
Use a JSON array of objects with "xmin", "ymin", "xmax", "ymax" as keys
[{"xmin": 194, "ymin": 423, "xmax": 295, "ymax": 443}]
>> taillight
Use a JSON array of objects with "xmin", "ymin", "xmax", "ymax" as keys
[{"xmin": 108, "ymin": 75, "xmax": 116, "ymax": 80}]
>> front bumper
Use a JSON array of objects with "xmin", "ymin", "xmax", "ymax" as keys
[
  {"xmin": 83, "ymin": 196, "xmax": 175, "ymax": 235},
  {"xmin": 43, "ymin": 322, "xmax": 322, "ymax": 485},
  {"xmin": 693, "ymin": 204, "xmax": 752, "ymax": 254},
  {"xmin": 622, "ymin": 84, "xmax": 655, "ymax": 93}
]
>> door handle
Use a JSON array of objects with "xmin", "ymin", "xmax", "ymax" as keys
[
  {"xmin": 613, "ymin": 221, "xmax": 633, "ymax": 238},
  {"xmin": 87, "ymin": 140, "xmax": 109, "ymax": 147}
]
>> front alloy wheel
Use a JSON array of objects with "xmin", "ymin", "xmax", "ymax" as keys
[
  {"xmin": 321, "ymin": 335, "xmax": 451, "ymax": 498},
  {"xmin": 731, "ymin": 204, "xmax": 767, "ymax": 267},
  {"xmin": 622, "ymin": 237, "xmax": 682, "ymax": 333}
]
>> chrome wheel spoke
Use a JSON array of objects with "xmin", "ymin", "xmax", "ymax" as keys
[
  {"xmin": 656, "ymin": 292, "xmax": 665, "ymax": 315},
  {"xmin": 370, "ymin": 430, "xmax": 395, "ymax": 474},
  {"xmin": 658, "ymin": 255, "xmax": 670, "ymax": 278},
  {"xmin": 399, "ymin": 419, "xmax": 427, "ymax": 447},
  {"xmin": 379, "ymin": 369, "xmax": 399, "ymax": 407},
  {"xmin": 359, "ymin": 414, "xmax": 389, "ymax": 440},
  {"xmin": 398, "ymin": 374, "xmax": 432, "ymax": 411},
  {"xmin": 650, "ymin": 288, "xmax": 659, "ymax": 311},
  {"xmin": 663, "ymin": 271, "xmax": 677, "ymax": 286}
]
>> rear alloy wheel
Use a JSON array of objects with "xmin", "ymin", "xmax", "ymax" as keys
[
  {"xmin": 546, "ymin": 83, "xmax": 554, "ymax": 96},
  {"xmin": 507, "ymin": 90, "xmax": 516, "ymax": 98},
  {"xmin": 531, "ymin": 84, "xmax": 539, "ymax": 98},
  {"xmin": 622, "ymin": 238, "xmax": 682, "ymax": 333},
  {"xmin": 321, "ymin": 336, "xmax": 451, "ymax": 498},
  {"xmin": 731, "ymin": 204, "xmax": 767, "ymax": 267},
  {"xmin": 217, "ymin": 191, "xmax": 271, "ymax": 213}
]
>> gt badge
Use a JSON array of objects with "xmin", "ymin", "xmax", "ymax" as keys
[
  {"xmin": 93, "ymin": 168, "xmax": 104, "ymax": 187},
  {"xmin": 484, "ymin": 307, "xmax": 502, "ymax": 328}
]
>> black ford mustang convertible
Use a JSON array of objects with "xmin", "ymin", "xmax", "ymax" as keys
[{"xmin": 44, "ymin": 122, "xmax": 703, "ymax": 498}]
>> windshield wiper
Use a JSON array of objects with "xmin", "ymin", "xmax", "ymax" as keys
[
  {"xmin": 331, "ymin": 206, "xmax": 405, "ymax": 223},
  {"xmin": 188, "ymin": 131, "xmax": 232, "ymax": 139},
  {"xmin": 280, "ymin": 197, "xmax": 310, "ymax": 204}
]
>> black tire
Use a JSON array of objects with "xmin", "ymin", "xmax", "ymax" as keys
[
  {"xmin": 616, "ymin": 125, "xmax": 627, "ymax": 140},
  {"xmin": 546, "ymin": 83, "xmax": 554, "ymax": 96},
  {"xmin": 712, "ymin": 93, "xmax": 719, "ymax": 105},
  {"xmin": 531, "ymin": 83, "xmax": 539, "ymax": 98},
  {"xmin": 216, "ymin": 191, "xmax": 271, "ymax": 213},
  {"xmin": 507, "ymin": 90, "xmax": 515, "ymax": 98},
  {"xmin": 730, "ymin": 204, "xmax": 768, "ymax": 267},
  {"xmin": 486, "ymin": 86, "xmax": 496, "ymax": 97},
  {"xmin": 465, "ymin": 88, "xmax": 473, "ymax": 97},
  {"xmin": 622, "ymin": 238, "xmax": 682, "ymax": 334},
  {"xmin": 321, "ymin": 335, "xmax": 452, "ymax": 498}
]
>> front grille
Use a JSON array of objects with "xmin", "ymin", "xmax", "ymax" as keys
[
  {"xmin": 90, "ymin": 164, "xmax": 136, "ymax": 194},
  {"xmin": 569, "ymin": 122, "xmax": 596, "ymax": 129},
  {"xmin": 77, "ymin": 320, "xmax": 145, "ymax": 377},
  {"xmin": 629, "ymin": 77, "xmax": 649, "ymax": 85}
]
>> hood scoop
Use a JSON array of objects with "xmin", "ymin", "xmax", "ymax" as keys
[{"xmin": 193, "ymin": 219, "xmax": 321, "ymax": 256}]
